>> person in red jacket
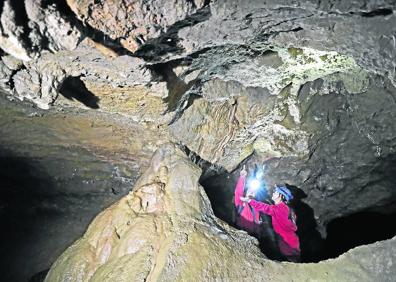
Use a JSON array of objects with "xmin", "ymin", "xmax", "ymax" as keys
[
  {"xmin": 234, "ymin": 165, "xmax": 268, "ymax": 236},
  {"xmin": 241, "ymin": 185, "xmax": 301, "ymax": 262}
]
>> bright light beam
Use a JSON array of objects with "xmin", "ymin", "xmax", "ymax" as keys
[{"xmin": 249, "ymin": 179, "xmax": 261, "ymax": 191}]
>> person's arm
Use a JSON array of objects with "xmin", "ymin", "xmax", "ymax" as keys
[
  {"xmin": 234, "ymin": 175, "xmax": 246, "ymax": 207},
  {"xmin": 248, "ymin": 199, "xmax": 275, "ymax": 216}
]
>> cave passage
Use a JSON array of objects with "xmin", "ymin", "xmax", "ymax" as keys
[
  {"xmin": 323, "ymin": 209, "xmax": 396, "ymax": 259},
  {"xmin": 201, "ymin": 170, "xmax": 323, "ymax": 262},
  {"xmin": 201, "ymin": 169, "xmax": 396, "ymax": 263},
  {"xmin": 200, "ymin": 168, "xmax": 302, "ymax": 262}
]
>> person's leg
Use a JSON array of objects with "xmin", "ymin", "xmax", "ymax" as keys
[
  {"xmin": 260, "ymin": 232, "xmax": 285, "ymax": 261},
  {"xmin": 278, "ymin": 237, "xmax": 301, "ymax": 262}
]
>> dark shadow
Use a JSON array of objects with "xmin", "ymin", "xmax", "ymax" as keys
[
  {"xmin": 43, "ymin": 0, "xmax": 130, "ymax": 56},
  {"xmin": 29, "ymin": 269, "xmax": 49, "ymax": 282},
  {"xmin": 150, "ymin": 62, "xmax": 197, "ymax": 113},
  {"xmin": 7, "ymin": 0, "xmax": 32, "ymax": 46},
  {"xmin": 200, "ymin": 170, "xmax": 236, "ymax": 225},
  {"xmin": 200, "ymin": 160, "xmax": 325, "ymax": 263},
  {"xmin": 134, "ymin": 6, "xmax": 211, "ymax": 61},
  {"xmin": 0, "ymin": 150, "xmax": 55, "ymax": 282},
  {"xmin": 286, "ymin": 185, "xmax": 325, "ymax": 262},
  {"xmin": 356, "ymin": 9, "xmax": 393, "ymax": 17},
  {"xmin": 323, "ymin": 209, "xmax": 396, "ymax": 259},
  {"xmin": 59, "ymin": 76, "xmax": 100, "ymax": 109}
]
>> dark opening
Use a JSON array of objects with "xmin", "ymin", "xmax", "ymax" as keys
[
  {"xmin": 0, "ymin": 152, "xmax": 60, "ymax": 282},
  {"xmin": 59, "ymin": 77, "xmax": 100, "ymax": 109},
  {"xmin": 323, "ymin": 209, "xmax": 396, "ymax": 259},
  {"xmin": 357, "ymin": 9, "xmax": 393, "ymax": 17},
  {"xmin": 200, "ymin": 169, "xmax": 325, "ymax": 263},
  {"xmin": 0, "ymin": 145, "xmax": 134, "ymax": 282},
  {"xmin": 199, "ymin": 151, "xmax": 396, "ymax": 264},
  {"xmin": 7, "ymin": 0, "xmax": 32, "ymax": 47},
  {"xmin": 201, "ymin": 164, "xmax": 396, "ymax": 263}
]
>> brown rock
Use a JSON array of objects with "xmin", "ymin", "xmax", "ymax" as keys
[
  {"xmin": 65, "ymin": 0, "xmax": 206, "ymax": 52},
  {"xmin": 44, "ymin": 143, "xmax": 396, "ymax": 282}
]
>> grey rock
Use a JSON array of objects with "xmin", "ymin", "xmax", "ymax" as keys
[
  {"xmin": 0, "ymin": 1, "xmax": 32, "ymax": 61},
  {"xmin": 25, "ymin": 0, "xmax": 81, "ymax": 52},
  {"xmin": 0, "ymin": 59, "xmax": 13, "ymax": 87},
  {"xmin": 1, "ymin": 55, "xmax": 23, "ymax": 70},
  {"xmin": 0, "ymin": 0, "xmax": 81, "ymax": 61},
  {"xmin": 10, "ymin": 41, "xmax": 169, "ymax": 115},
  {"xmin": 175, "ymin": 0, "xmax": 396, "ymax": 86}
]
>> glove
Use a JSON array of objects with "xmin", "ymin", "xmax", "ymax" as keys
[{"xmin": 240, "ymin": 197, "xmax": 251, "ymax": 203}]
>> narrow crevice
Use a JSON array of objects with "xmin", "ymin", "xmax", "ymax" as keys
[
  {"xmin": 323, "ymin": 208, "xmax": 396, "ymax": 259},
  {"xmin": 147, "ymin": 59, "xmax": 203, "ymax": 125},
  {"xmin": 203, "ymin": 0, "xmax": 212, "ymax": 7},
  {"xmin": 354, "ymin": 8, "xmax": 393, "ymax": 17},
  {"xmin": 168, "ymin": 90, "xmax": 202, "ymax": 125},
  {"xmin": 178, "ymin": 144, "xmax": 226, "ymax": 181},
  {"xmin": 256, "ymin": 26, "xmax": 304, "ymax": 42}
]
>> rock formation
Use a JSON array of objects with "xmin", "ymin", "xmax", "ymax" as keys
[
  {"xmin": 0, "ymin": 0, "xmax": 395, "ymax": 281},
  {"xmin": 45, "ymin": 144, "xmax": 396, "ymax": 282}
]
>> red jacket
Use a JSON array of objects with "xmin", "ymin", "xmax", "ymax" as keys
[
  {"xmin": 234, "ymin": 176, "xmax": 261, "ymax": 234},
  {"xmin": 249, "ymin": 200, "xmax": 300, "ymax": 251}
]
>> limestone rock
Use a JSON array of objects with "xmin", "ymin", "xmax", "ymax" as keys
[
  {"xmin": 11, "ymin": 41, "xmax": 170, "ymax": 122},
  {"xmin": 175, "ymin": 0, "xmax": 396, "ymax": 85},
  {"xmin": 170, "ymin": 46, "xmax": 362, "ymax": 171},
  {"xmin": 1, "ymin": 54, "xmax": 23, "ymax": 71},
  {"xmin": 0, "ymin": 0, "xmax": 81, "ymax": 61},
  {"xmin": 13, "ymin": 67, "xmax": 66, "ymax": 109},
  {"xmin": 171, "ymin": 56, "xmax": 396, "ymax": 226},
  {"xmin": 25, "ymin": 0, "xmax": 81, "ymax": 52},
  {"xmin": 294, "ymin": 73, "xmax": 396, "ymax": 225},
  {"xmin": 45, "ymin": 143, "xmax": 396, "ymax": 281},
  {"xmin": 0, "ymin": 1, "xmax": 32, "ymax": 61},
  {"xmin": 0, "ymin": 56, "xmax": 15, "ymax": 88},
  {"xmin": 44, "ymin": 143, "xmax": 266, "ymax": 281},
  {"xmin": 66, "ymin": 0, "xmax": 206, "ymax": 53},
  {"xmin": 0, "ymin": 92, "xmax": 170, "ymax": 282}
]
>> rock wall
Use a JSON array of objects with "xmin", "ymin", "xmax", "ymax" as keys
[
  {"xmin": 0, "ymin": 0, "xmax": 395, "ymax": 280},
  {"xmin": 45, "ymin": 144, "xmax": 396, "ymax": 282},
  {"xmin": 0, "ymin": 93, "xmax": 167, "ymax": 282}
]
